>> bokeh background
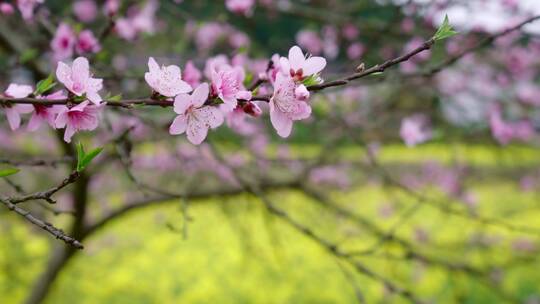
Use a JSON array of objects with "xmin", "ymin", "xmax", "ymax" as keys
[{"xmin": 2, "ymin": 1, "xmax": 540, "ymax": 303}]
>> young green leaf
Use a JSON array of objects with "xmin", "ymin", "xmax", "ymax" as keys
[
  {"xmin": 76, "ymin": 142, "xmax": 103, "ymax": 172},
  {"xmin": 108, "ymin": 94, "xmax": 123, "ymax": 102},
  {"xmin": 302, "ymin": 74, "xmax": 322, "ymax": 86},
  {"xmin": 76, "ymin": 142, "xmax": 86, "ymax": 172},
  {"xmin": 0, "ymin": 167, "xmax": 20, "ymax": 178},
  {"xmin": 79, "ymin": 147, "xmax": 104, "ymax": 171},
  {"xmin": 433, "ymin": 15, "xmax": 458, "ymax": 41},
  {"xmin": 34, "ymin": 74, "xmax": 57, "ymax": 96}
]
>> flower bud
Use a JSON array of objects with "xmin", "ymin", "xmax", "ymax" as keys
[
  {"xmin": 242, "ymin": 102, "xmax": 262, "ymax": 117},
  {"xmin": 295, "ymin": 84, "xmax": 310, "ymax": 101}
]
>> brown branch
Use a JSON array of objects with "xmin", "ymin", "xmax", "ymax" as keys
[
  {"xmin": 0, "ymin": 157, "xmax": 72, "ymax": 167},
  {"xmin": 0, "ymin": 35, "xmax": 437, "ymax": 107},
  {"xmin": 0, "ymin": 197, "xmax": 84, "ymax": 249},
  {"xmin": 308, "ymin": 38, "xmax": 436, "ymax": 91},
  {"xmin": 419, "ymin": 14, "xmax": 540, "ymax": 76},
  {"xmin": 8, "ymin": 171, "xmax": 80, "ymax": 205}
]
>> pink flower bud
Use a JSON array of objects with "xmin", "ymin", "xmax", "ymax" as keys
[
  {"xmin": 295, "ymin": 84, "xmax": 310, "ymax": 101},
  {"xmin": 242, "ymin": 102, "xmax": 262, "ymax": 117}
]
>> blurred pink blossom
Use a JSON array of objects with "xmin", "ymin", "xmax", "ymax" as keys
[
  {"xmin": 73, "ymin": 0, "xmax": 97, "ymax": 23},
  {"xmin": 400, "ymin": 114, "xmax": 432, "ymax": 147},
  {"xmin": 225, "ymin": 0, "xmax": 255, "ymax": 17}
]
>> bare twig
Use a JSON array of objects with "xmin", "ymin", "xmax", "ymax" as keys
[
  {"xmin": 8, "ymin": 171, "xmax": 80, "ymax": 205},
  {"xmin": 0, "ymin": 197, "xmax": 84, "ymax": 249}
]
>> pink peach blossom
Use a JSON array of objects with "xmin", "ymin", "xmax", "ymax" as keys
[
  {"xmin": 56, "ymin": 57, "xmax": 103, "ymax": 105},
  {"xmin": 55, "ymin": 101, "xmax": 101, "ymax": 143},
  {"xmin": 269, "ymin": 73, "xmax": 312, "ymax": 138},
  {"xmin": 280, "ymin": 45, "xmax": 326, "ymax": 82},
  {"xmin": 183, "ymin": 61, "xmax": 202, "ymax": 88},
  {"xmin": 169, "ymin": 83, "xmax": 224, "ymax": 145},
  {"xmin": 104, "ymin": 0, "xmax": 119, "ymax": 17},
  {"xmin": 145, "ymin": 57, "xmax": 192, "ymax": 97},
  {"xmin": 225, "ymin": 0, "xmax": 255, "ymax": 17},
  {"xmin": 17, "ymin": 0, "xmax": 43, "ymax": 21},
  {"xmin": 28, "ymin": 91, "xmax": 66, "ymax": 132},
  {"xmin": 75, "ymin": 30, "xmax": 101, "ymax": 55},
  {"xmin": 51, "ymin": 23, "xmax": 76, "ymax": 61},
  {"xmin": 2, "ymin": 84, "xmax": 34, "ymax": 130},
  {"xmin": 0, "ymin": 3, "xmax": 15, "ymax": 15},
  {"xmin": 73, "ymin": 0, "xmax": 97, "ymax": 23},
  {"xmin": 210, "ymin": 65, "xmax": 248, "ymax": 112},
  {"xmin": 296, "ymin": 30, "xmax": 323, "ymax": 55},
  {"xmin": 400, "ymin": 114, "xmax": 432, "ymax": 147}
]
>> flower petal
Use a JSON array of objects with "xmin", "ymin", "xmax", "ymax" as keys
[
  {"xmin": 195, "ymin": 106, "xmax": 224, "ymax": 129},
  {"xmin": 27, "ymin": 113, "xmax": 42, "ymax": 131},
  {"xmin": 191, "ymin": 83, "xmax": 210, "ymax": 107},
  {"xmin": 169, "ymin": 115, "xmax": 188, "ymax": 135},
  {"xmin": 71, "ymin": 57, "xmax": 90, "ymax": 84},
  {"xmin": 302, "ymin": 56, "xmax": 327, "ymax": 76},
  {"xmin": 5, "ymin": 108, "xmax": 21, "ymax": 130},
  {"xmin": 270, "ymin": 102, "xmax": 293, "ymax": 138},
  {"xmin": 186, "ymin": 118, "xmax": 208, "ymax": 145},
  {"xmin": 288, "ymin": 46, "xmax": 305, "ymax": 71}
]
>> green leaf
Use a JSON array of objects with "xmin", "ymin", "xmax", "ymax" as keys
[
  {"xmin": 76, "ymin": 142, "xmax": 103, "ymax": 172},
  {"xmin": 76, "ymin": 142, "xmax": 85, "ymax": 172},
  {"xmin": 34, "ymin": 74, "xmax": 57, "ymax": 96},
  {"xmin": 108, "ymin": 94, "xmax": 122, "ymax": 102},
  {"xmin": 433, "ymin": 15, "xmax": 458, "ymax": 41},
  {"xmin": 302, "ymin": 74, "xmax": 322, "ymax": 86},
  {"xmin": 80, "ymin": 147, "xmax": 103, "ymax": 171},
  {"xmin": 0, "ymin": 167, "xmax": 20, "ymax": 178}
]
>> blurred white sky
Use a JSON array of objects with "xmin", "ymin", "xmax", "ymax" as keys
[
  {"xmin": 434, "ymin": 0, "xmax": 540, "ymax": 33},
  {"xmin": 389, "ymin": 0, "xmax": 540, "ymax": 33}
]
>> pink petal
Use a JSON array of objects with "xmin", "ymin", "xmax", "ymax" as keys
[
  {"xmin": 56, "ymin": 62, "xmax": 72, "ymax": 87},
  {"xmin": 70, "ymin": 101, "xmax": 90, "ymax": 112},
  {"xmin": 86, "ymin": 91, "xmax": 102, "ymax": 105},
  {"xmin": 173, "ymin": 93, "xmax": 192, "ymax": 114},
  {"xmin": 27, "ymin": 113, "xmax": 42, "ymax": 131},
  {"xmin": 195, "ymin": 106, "xmax": 224, "ymax": 129},
  {"xmin": 302, "ymin": 56, "xmax": 326, "ymax": 76},
  {"xmin": 270, "ymin": 102, "xmax": 293, "ymax": 138},
  {"xmin": 64, "ymin": 123, "xmax": 76, "ymax": 143},
  {"xmin": 5, "ymin": 108, "xmax": 21, "ymax": 130},
  {"xmin": 191, "ymin": 83, "xmax": 210, "ymax": 107},
  {"xmin": 148, "ymin": 57, "xmax": 160, "ymax": 75},
  {"xmin": 288, "ymin": 46, "xmax": 305, "ymax": 71},
  {"xmin": 186, "ymin": 118, "xmax": 209, "ymax": 145},
  {"xmin": 5, "ymin": 84, "xmax": 33, "ymax": 98},
  {"xmin": 176, "ymin": 80, "xmax": 193, "ymax": 95},
  {"xmin": 169, "ymin": 115, "xmax": 188, "ymax": 135},
  {"xmin": 71, "ymin": 57, "xmax": 90, "ymax": 84},
  {"xmin": 279, "ymin": 57, "xmax": 291, "ymax": 75},
  {"xmin": 55, "ymin": 110, "xmax": 69, "ymax": 128},
  {"xmin": 164, "ymin": 65, "xmax": 181, "ymax": 79},
  {"xmin": 15, "ymin": 104, "xmax": 34, "ymax": 114}
]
